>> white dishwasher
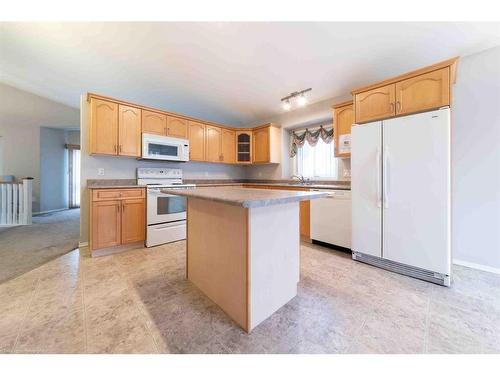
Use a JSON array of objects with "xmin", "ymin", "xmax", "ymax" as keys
[{"xmin": 310, "ymin": 189, "xmax": 352, "ymax": 249}]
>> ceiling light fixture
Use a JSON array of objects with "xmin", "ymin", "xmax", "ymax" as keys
[
  {"xmin": 282, "ymin": 99, "xmax": 291, "ymax": 111},
  {"xmin": 297, "ymin": 93, "xmax": 307, "ymax": 107},
  {"xmin": 280, "ymin": 88, "xmax": 312, "ymax": 111}
]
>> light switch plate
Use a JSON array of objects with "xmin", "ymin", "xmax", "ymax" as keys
[{"xmin": 97, "ymin": 168, "xmax": 105, "ymax": 176}]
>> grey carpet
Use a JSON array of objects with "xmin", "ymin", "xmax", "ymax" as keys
[{"xmin": 0, "ymin": 208, "xmax": 80, "ymax": 283}]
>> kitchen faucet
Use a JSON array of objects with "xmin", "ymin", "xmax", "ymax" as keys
[{"xmin": 292, "ymin": 175, "xmax": 309, "ymax": 184}]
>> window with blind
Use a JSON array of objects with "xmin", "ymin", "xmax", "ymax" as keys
[{"xmin": 295, "ymin": 138, "xmax": 338, "ymax": 179}]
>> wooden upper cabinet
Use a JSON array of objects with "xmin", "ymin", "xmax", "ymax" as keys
[
  {"xmin": 252, "ymin": 124, "xmax": 281, "ymax": 164},
  {"xmin": 333, "ymin": 102, "xmax": 354, "ymax": 158},
  {"xmin": 352, "ymin": 57, "xmax": 458, "ymax": 123},
  {"xmin": 118, "ymin": 105, "xmax": 142, "ymax": 157},
  {"xmin": 205, "ymin": 125, "xmax": 223, "ymax": 162},
  {"xmin": 354, "ymin": 84, "xmax": 396, "ymax": 124},
  {"xmin": 395, "ymin": 67, "xmax": 450, "ymax": 116},
  {"xmin": 167, "ymin": 116, "xmax": 188, "ymax": 139},
  {"xmin": 252, "ymin": 127, "xmax": 270, "ymax": 163},
  {"xmin": 221, "ymin": 128, "xmax": 236, "ymax": 164},
  {"xmin": 121, "ymin": 198, "xmax": 145, "ymax": 244},
  {"xmin": 91, "ymin": 200, "xmax": 121, "ymax": 249},
  {"xmin": 188, "ymin": 121, "xmax": 206, "ymax": 161},
  {"xmin": 142, "ymin": 110, "xmax": 167, "ymax": 136},
  {"xmin": 90, "ymin": 98, "xmax": 118, "ymax": 155},
  {"xmin": 236, "ymin": 131, "xmax": 252, "ymax": 164}
]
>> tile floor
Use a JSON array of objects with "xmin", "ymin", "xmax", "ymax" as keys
[{"xmin": 1, "ymin": 241, "xmax": 499, "ymax": 354}]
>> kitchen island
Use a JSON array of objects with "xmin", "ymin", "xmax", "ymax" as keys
[{"xmin": 165, "ymin": 187, "xmax": 327, "ymax": 332}]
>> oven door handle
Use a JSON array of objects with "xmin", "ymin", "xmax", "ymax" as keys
[{"xmin": 148, "ymin": 190, "xmax": 180, "ymax": 198}]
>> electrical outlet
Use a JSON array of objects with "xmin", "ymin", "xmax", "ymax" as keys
[{"xmin": 97, "ymin": 168, "xmax": 105, "ymax": 176}]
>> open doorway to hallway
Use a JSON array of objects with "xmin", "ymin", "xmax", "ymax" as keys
[{"xmin": 0, "ymin": 83, "xmax": 81, "ymax": 283}]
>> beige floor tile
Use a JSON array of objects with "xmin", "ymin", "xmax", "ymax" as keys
[{"xmin": 1, "ymin": 241, "xmax": 500, "ymax": 354}]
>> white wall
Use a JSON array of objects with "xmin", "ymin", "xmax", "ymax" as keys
[
  {"xmin": 452, "ymin": 46, "xmax": 500, "ymax": 271},
  {"xmin": 0, "ymin": 83, "xmax": 79, "ymax": 212},
  {"xmin": 39, "ymin": 127, "xmax": 69, "ymax": 212}
]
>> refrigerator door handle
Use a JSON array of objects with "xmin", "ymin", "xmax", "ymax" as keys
[
  {"xmin": 376, "ymin": 149, "xmax": 382, "ymax": 207},
  {"xmin": 383, "ymin": 146, "xmax": 389, "ymax": 208}
]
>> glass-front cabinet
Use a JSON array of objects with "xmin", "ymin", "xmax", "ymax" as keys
[{"xmin": 236, "ymin": 130, "xmax": 253, "ymax": 164}]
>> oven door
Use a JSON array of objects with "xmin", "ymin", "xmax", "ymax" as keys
[{"xmin": 147, "ymin": 189, "xmax": 187, "ymax": 225}]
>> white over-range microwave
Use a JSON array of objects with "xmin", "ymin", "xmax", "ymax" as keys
[{"xmin": 142, "ymin": 133, "xmax": 189, "ymax": 162}]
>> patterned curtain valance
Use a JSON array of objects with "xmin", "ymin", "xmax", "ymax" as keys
[{"xmin": 290, "ymin": 125, "xmax": 333, "ymax": 158}]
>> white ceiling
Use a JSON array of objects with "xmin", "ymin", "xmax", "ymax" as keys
[{"xmin": 1, "ymin": 22, "xmax": 499, "ymax": 125}]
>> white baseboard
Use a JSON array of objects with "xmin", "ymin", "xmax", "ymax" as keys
[{"xmin": 453, "ymin": 259, "xmax": 500, "ymax": 275}]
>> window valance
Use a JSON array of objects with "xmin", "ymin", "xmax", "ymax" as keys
[{"xmin": 290, "ymin": 125, "xmax": 333, "ymax": 158}]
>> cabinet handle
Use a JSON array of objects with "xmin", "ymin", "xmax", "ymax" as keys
[
  {"xmin": 119, "ymin": 145, "xmax": 122, "ymax": 153},
  {"xmin": 122, "ymin": 203, "xmax": 125, "ymax": 212},
  {"xmin": 396, "ymin": 101, "xmax": 401, "ymax": 113},
  {"xmin": 390, "ymin": 103, "xmax": 395, "ymax": 113},
  {"xmin": 114, "ymin": 145, "xmax": 117, "ymax": 152}
]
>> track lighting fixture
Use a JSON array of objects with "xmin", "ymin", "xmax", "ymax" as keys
[{"xmin": 280, "ymin": 88, "xmax": 312, "ymax": 111}]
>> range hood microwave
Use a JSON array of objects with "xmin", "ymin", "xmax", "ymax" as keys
[{"xmin": 142, "ymin": 133, "xmax": 189, "ymax": 162}]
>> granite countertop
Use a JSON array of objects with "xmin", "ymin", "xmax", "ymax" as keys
[
  {"xmin": 87, "ymin": 179, "xmax": 142, "ymax": 189},
  {"xmin": 241, "ymin": 182, "xmax": 351, "ymax": 190},
  {"xmin": 86, "ymin": 179, "xmax": 350, "ymax": 191},
  {"xmin": 164, "ymin": 187, "xmax": 328, "ymax": 208}
]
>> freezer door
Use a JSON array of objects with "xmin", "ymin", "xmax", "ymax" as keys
[
  {"xmin": 351, "ymin": 121, "xmax": 382, "ymax": 257},
  {"xmin": 382, "ymin": 108, "xmax": 451, "ymax": 275}
]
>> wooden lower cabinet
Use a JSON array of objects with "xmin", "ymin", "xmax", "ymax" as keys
[
  {"xmin": 121, "ymin": 198, "xmax": 146, "ymax": 244},
  {"xmin": 90, "ymin": 188, "xmax": 145, "ymax": 254},
  {"xmin": 91, "ymin": 200, "xmax": 121, "ymax": 249}
]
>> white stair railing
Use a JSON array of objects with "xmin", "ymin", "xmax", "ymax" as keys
[{"xmin": 0, "ymin": 178, "xmax": 33, "ymax": 226}]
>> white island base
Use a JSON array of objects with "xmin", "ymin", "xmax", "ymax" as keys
[{"xmin": 186, "ymin": 198, "xmax": 300, "ymax": 332}]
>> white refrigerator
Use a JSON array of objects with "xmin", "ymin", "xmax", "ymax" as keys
[{"xmin": 351, "ymin": 108, "xmax": 451, "ymax": 286}]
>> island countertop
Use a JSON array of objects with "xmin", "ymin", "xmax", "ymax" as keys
[{"xmin": 164, "ymin": 186, "xmax": 328, "ymax": 208}]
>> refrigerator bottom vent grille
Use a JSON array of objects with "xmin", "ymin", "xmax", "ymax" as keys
[{"xmin": 352, "ymin": 252, "xmax": 450, "ymax": 287}]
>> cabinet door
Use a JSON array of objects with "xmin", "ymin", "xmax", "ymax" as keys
[
  {"xmin": 355, "ymin": 84, "xmax": 395, "ymax": 123},
  {"xmin": 253, "ymin": 127, "xmax": 270, "ymax": 163},
  {"xmin": 236, "ymin": 131, "xmax": 252, "ymax": 163},
  {"xmin": 167, "ymin": 117, "xmax": 188, "ymax": 139},
  {"xmin": 188, "ymin": 121, "xmax": 206, "ymax": 161},
  {"xmin": 221, "ymin": 128, "xmax": 236, "ymax": 164},
  {"xmin": 142, "ymin": 110, "xmax": 167, "ymax": 136},
  {"xmin": 90, "ymin": 98, "xmax": 118, "ymax": 155},
  {"xmin": 205, "ymin": 125, "xmax": 222, "ymax": 162},
  {"xmin": 118, "ymin": 105, "xmax": 141, "ymax": 157},
  {"xmin": 121, "ymin": 199, "xmax": 145, "ymax": 244},
  {"xmin": 395, "ymin": 67, "xmax": 450, "ymax": 116},
  {"xmin": 92, "ymin": 200, "xmax": 121, "ymax": 249},
  {"xmin": 334, "ymin": 104, "xmax": 354, "ymax": 157}
]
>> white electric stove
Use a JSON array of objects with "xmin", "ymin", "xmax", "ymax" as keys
[{"xmin": 137, "ymin": 168, "xmax": 195, "ymax": 247}]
